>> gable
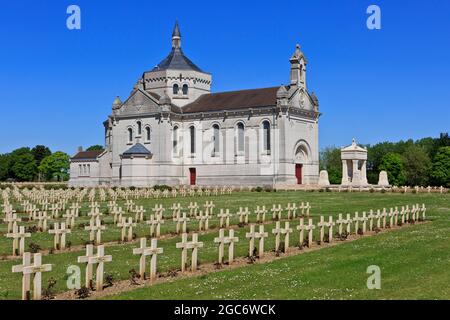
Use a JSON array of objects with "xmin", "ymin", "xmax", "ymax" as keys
[{"xmin": 118, "ymin": 89, "xmax": 160, "ymax": 116}]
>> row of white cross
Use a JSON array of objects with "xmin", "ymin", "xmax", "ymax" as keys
[{"xmin": 9, "ymin": 202, "xmax": 426, "ymax": 300}]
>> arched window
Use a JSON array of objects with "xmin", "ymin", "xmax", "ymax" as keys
[
  {"xmin": 236, "ymin": 122, "xmax": 245, "ymax": 153},
  {"xmin": 145, "ymin": 127, "xmax": 151, "ymax": 142},
  {"xmin": 212, "ymin": 124, "xmax": 220, "ymax": 156},
  {"xmin": 263, "ymin": 121, "xmax": 271, "ymax": 153},
  {"xmin": 128, "ymin": 128, "xmax": 133, "ymax": 143},
  {"xmin": 173, "ymin": 84, "xmax": 179, "ymax": 95},
  {"xmin": 137, "ymin": 121, "xmax": 142, "ymax": 136},
  {"xmin": 182, "ymin": 84, "xmax": 189, "ymax": 95},
  {"xmin": 173, "ymin": 126, "xmax": 178, "ymax": 153},
  {"xmin": 190, "ymin": 126, "xmax": 195, "ymax": 155}
]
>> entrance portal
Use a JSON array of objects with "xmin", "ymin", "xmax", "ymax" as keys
[
  {"xmin": 295, "ymin": 164, "xmax": 303, "ymax": 185},
  {"xmin": 189, "ymin": 168, "xmax": 196, "ymax": 186}
]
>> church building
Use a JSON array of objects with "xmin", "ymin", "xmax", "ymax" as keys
[{"xmin": 69, "ymin": 23, "xmax": 321, "ymax": 187}]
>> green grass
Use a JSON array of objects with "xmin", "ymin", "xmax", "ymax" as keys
[{"xmin": 0, "ymin": 191, "xmax": 448, "ymax": 300}]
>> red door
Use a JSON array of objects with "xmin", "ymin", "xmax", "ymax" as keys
[
  {"xmin": 295, "ymin": 164, "xmax": 302, "ymax": 185},
  {"xmin": 189, "ymin": 168, "xmax": 196, "ymax": 186}
]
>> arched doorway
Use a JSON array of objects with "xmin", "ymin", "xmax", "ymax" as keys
[{"xmin": 294, "ymin": 143, "xmax": 310, "ymax": 185}]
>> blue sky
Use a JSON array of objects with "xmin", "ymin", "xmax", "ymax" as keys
[{"xmin": 0, "ymin": 0, "xmax": 449, "ymax": 155}]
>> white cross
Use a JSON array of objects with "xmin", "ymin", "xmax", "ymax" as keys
[
  {"xmin": 117, "ymin": 217, "xmax": 137, "ymax": 242},
  {"xmin": 133, "ymin": 237, "xmax": 163, "ymax": 280},
  {"xmin": 214, "ymin": 229, "xmax": 239, "ymax": 264},
  {"xmin": 368, "ymin": 209, "xmax": 377, "ymax": 231},
  {"xmin": 254, "ymin": 205, "xmax": 267, "ymax": 223},
  {"xmin": 301, "ymin": 202, "xmax": 311, "ymax": 217},
  {"xmin": 12, "ymin": 252, "xmax": 52, "ymax": 300},
  {"xmin": 187, "ymin": 202, "xmax": 199, "ymax": 217},
  {"xmin": 77, "ymin": 244, "xmax": 95, "ymax": 288},
  {"xmin": 87, "ymin": 245, "xmax": 112, "ymax": 291},
  {"xmin": 63, "ymin": 209, "xmax": 76, "ymax": 229},
  {"xmin": 285, "ymin": 203, "xmax": 298, "ymax": 219},
  {"xmin": 6, "ymin": 225, "xmax": 31, "ymax": 256},
  {"xmin": 176, "ymin": 233, "xmax": 204, "ymax": 272},
  {"xmin": 196, "ymin": 210, "xmax": 210, "ymax": 231},
  {"xmin": 70, "ymin": 202, "xmax": 81, "ymax": 217},
  {"xmin": 304, "ymin": 218, "xmax": 316, "ymax": 247},
  {"xmin": 271, "ymin": 204, "xmax": 282, "ymax": 220},
  {"xmin": 35, "ymin": 211, "xmax": 49, "ymax": 232},
  {"xmin": 317, "ymin": 216, "xmax": 335, "ymax": 243},
  {"xmin": 173, "ymin": 212, "xmax": 190, "ymax": 234},
  {"xmin": 272, "ymin": 221, "xmax": 293, "ymax": 252},
  {"xmin": 85, "ymin": 217, "xmax": 106, "ymax": 244},
  {"xmin": 204, "ymin": 201, "xmax": 215, "ymax": 216},
  {"xmin": 49, "ymin": 222, "xmax": 71, "ymax": 250},
  {"xmin": 217, "ymin": 209, "xmax": 232, "ymax": 228},
  {"xmin": 171, "ymin": 203, "xmax": 182, "ymax": 219},
  {"xmin": 3, "ymin": 213, "xmax": 21, "ymax": 233},
  {"xmin": 134, "ymin": 205, "xmax": 146, "ymax": 222},
  {"xmin": 236, "ymin": 207, "xmax": 250, "ymax": 224}
]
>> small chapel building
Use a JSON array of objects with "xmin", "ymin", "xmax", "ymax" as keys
[{"xmin": 69, "ymin": 23, "xmax": 321, "ymax": 187}]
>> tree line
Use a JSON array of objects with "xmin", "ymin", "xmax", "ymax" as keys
[
  {"xmin": 320, "ymin": 133, "xmax": 450, "ymax": 187},
  {"xmin": 0, "ymin": 145, "xmax": 103, "ymax": 182}
]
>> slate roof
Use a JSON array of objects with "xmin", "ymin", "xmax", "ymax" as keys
[
  {"xmin": 151, "ymin": 47, "xmax": 204, "ymax": 72},
  {"xmin": 71, "ymin": 150, "xmax": 104, "ymax": 160},
  {"xmin": 123, "ymin": 143, "xmax": 152, "ymax": 156},
  {"xmin": 182, "ymin": 87, "xmax": 280, "ymax": 113}
]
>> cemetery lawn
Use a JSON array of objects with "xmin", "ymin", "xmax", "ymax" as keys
[
  {"xmin": 106, "ymin": 192, "xmax": 450, "ymax": 300},
  {"xmin": 1, "ymin": 191, "xmax": 449, "ymax": 300}
]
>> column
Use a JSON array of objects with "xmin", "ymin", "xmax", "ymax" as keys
[
  {"xmin": 352, "ymin": 159, "xmax": 360, "ymax": 185},
  {"xmin": 341, "ymin": 160, "xmax": 349, "ymax": 185},
  {"xmin": 361, "ymin": 160, "xmax": 368, "ymax": 185}
]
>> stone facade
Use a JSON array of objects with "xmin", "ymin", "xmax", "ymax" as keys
[{"xmin": 69, "ymin": 23, "xmax": 321, "ymax": 187}]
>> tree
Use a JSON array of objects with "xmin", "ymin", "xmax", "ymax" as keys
[
  {"xmin": 0, "ymin": 153, "xmax": 11, "ymax": 181},
  {"xmin": 379, "ymin": 153, "xmax": 406, "ymax": 186},
  {"xmin": 320, "ymin": 147, "xmax": 342, "ymax": 184},
  {"xmin": 38, "ymin": 152, "xmax": 70, "ymax": 181},
  {"xmin": 9, "ymin": 148, "xmax": 38, "ymax": 181},
  {"xmin": 402, "ymin": 145, "xmax": 431, "ymax": 186},
  {"xmin": 430, "ymin": 147, "xmax": 450, "ymax": 187},
  {"xmin": 31, "ymin": 145, "xmax": 51, "ymax": 166},
  {"xmin": 86, "ymin": 145, "xmax": 104, "ymax": 151}
]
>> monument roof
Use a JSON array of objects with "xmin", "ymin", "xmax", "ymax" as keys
[
  {"xmin": 71, "ymin": 150, "xmax": 104, "ymax": 160},
  {"xmin": 182, "ymin": 87, "xmax": 280, "ymax": 113},
  {"xmin": 151, "ymin": 47, "xmax": 204, "ymax": 72},
  {"xmin": 123, "ymin": 143, "xmax": 152, "ymax": 156},
  {"xmin": 341, "ymin": 139, "xmax": 367, "ymax": 152}
]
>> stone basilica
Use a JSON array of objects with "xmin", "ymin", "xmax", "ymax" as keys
[{"xmin": 69, "ymin": 23, "xmax": 320, "ymax": 187}]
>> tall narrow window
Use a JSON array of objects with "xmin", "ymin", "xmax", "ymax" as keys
[
  {"xmin": 190, "ymin": 126, "xmax": 195, "ymax": 155},
  {"xmin": 79, "ymin": 165, "xmax": 82, "ymax": 175},
  {"xmin": 173, "ymin": 84, "xmax": 179, "ymax": 95},
  {"xmin": 145, "ymin": 127, "xmax": 151, "ymax": 142},
  {"xmin": 212, "ymin": 124, "xmax": 220, "ymax": 155},
  {"xmin": 263, "ymin": 121, "xmax": 271, "ymax": 153},
  {"xmin": 182, "ymin": 84, "xmax": 189, "ymax": 95},
  {"xmin": 137, "ymin": 121, "xmax": 142, "ymax": 136},
  {"xmin": 128, "ymin": 128, "xmax": 133, "ymax": 143},
  {"xmin": 173, "ymin": 126, "xmax": 178, "ymax": 153},
  {"xmin": 237, "ymin": 122, "xmax": 245, "ymax": 153}
]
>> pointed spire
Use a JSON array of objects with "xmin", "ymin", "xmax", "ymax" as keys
[
  {"xmin": 172, "ymin": 21, "xmax": 181, "ymax": 37},
  {"xmin": 172, "ymin": 21, "xmax": 181, "ymax": 48}
]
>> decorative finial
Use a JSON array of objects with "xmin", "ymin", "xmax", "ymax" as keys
[{"xmin": 172, "ymin": 21, "xmax": 181, "ymax": 48}]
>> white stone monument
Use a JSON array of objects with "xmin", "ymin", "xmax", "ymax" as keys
[
  {"xmin": 378, "ymin": 170, "xmax": 390, "ymax": 186},
  {"xmin": 341, "ymin": 139, "xmax": 369, "ymax": 186},
  {"xmin": 318, "ymin": 170, "xmax": 330, "ymax": 186}
]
